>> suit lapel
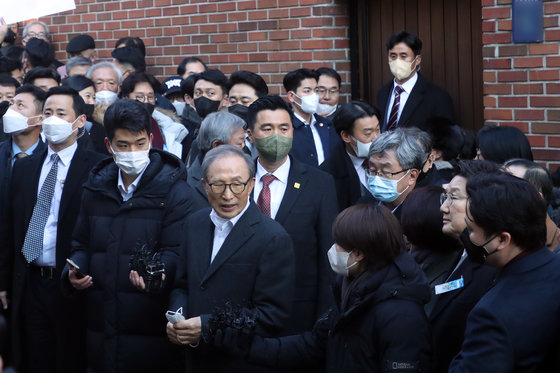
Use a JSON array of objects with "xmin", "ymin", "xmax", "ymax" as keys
[
  {"xmin": 59, "ymin": 146, "xmax": 89, "ymax": 220},
  {"xmin": 429, "ymin": 257, "xmax": 475, "ymax": 321},
  {"xmin": 399, "ymin": 74, "xmax": 426, "ymax": 127},
  {"xmin": 314, "ymin": 114, "xmax": 330, "ymax": 153},
  {"xmin": 274, "ymin": 157, "xmax": 307, "ymax": 225},
  {"xmin": 193, "ymin": 214, "xmax": 215, "ymax": 282},
  {"xmin": 24, "ymin": 150, "xmax": 48, "ymax": 219},
  {"xmin": 200, "ymin": 204, "xmax": 258, "ymax": 284}
]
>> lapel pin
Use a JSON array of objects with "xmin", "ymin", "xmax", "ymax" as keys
[
  {"xmin": 294, "ymin": 182, "xmax": 300, "ymax": 189},
  {"xmin": 319, "ymin": 123, "xmax": 324, "ymax": 127}
]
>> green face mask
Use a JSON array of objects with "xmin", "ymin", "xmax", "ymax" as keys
[{"xmin": 254, "ymin": 134, "xmax": 293, "ymax": 163}]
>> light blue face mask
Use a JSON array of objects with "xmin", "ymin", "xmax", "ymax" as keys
[{"xmin": 367, "ymin": 170, "xmax": 410, "ymax": 203}]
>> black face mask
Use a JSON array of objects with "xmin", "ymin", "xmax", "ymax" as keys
[
  {"xmin": 228, "ymin": 104, "xmax": 248, "ymax": 127},
  {"xmin": 194, "ymin": 96, "xmax": 220, "ymax": 119},
  {"xmin": 144, "ymin": 103, "xmax": 155, "ymax": 115},
  {"xmin": 84, "ymin": 104, "xmax": 94, "ymax": 119},
  {"xmin": 461, "ymin": 229, "xmax": 498, "ymax": 264},
  {"xmin": 0, "ymin": 100, "xmax": 9, "ymax": 118}
]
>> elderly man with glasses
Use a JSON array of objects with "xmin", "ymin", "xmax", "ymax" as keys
[{"xmin": 167, "ymin": 144, "xmax": 295, "ymax": 373}]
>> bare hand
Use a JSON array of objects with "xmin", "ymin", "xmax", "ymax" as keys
[
  {"xmin": 69, "ymin": 267, "xmax": 93, "ymax": 290},
  {"xmin": 129, "ymin": 270, "xmax": 165, "ymax": 292},
  {"xmin": 0, "ymin": 291, "xmax": 7, "ymax": 310},
  {"xmin": 168, "ymin": 316, "xmax": 202, "ymax": 345}
]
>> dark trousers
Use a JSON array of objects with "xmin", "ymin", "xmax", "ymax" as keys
[{"xmin": 22, "ymin": 267, "xmax": 58, "ymax": 373}]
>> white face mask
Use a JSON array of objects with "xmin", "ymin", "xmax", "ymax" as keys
[
  {"xmin": 3, "ymin": 108, "xmax": 40, "ymax": 135},
  {"xmin": 42, "ymin": 115, "xmax": 78, "ymax": 144},
  {"xmin": 350, "ymin": 136, "xmax": 372, "ymax": 158},
  {"xmin": 95, "ymin": 90, "xmax": 118, "ymax": 105},
  {"xmin": 172, "ymin": 101, "xmax": 186, "ymax": 115},
  {"xmin": 389, "ymin": 56, "xmax": 417, "ymax": 81},
  {"xmin": 111, "ymin": 145, "xmax": 150, "ymax": 176},
  {"xmin": 292, "ymin": 92, "xmax": 319, "ymax": 114},
  {"xmin": 327, "ymin": 244, "xmax": 359, "ymax": 277},
  {"xmin": 316, "ymin": 103, "xmax": 337, "ymax": 117}
]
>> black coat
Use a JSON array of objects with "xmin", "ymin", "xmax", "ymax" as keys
[
  {"xmin": 320, "ymin": 141, "xmax": 363, "ymax": 212},
  {"xmin": 450, "ymin": 247, "xmax": 560, "ymax": 372},
  {"xmin": 263, "ymin": 156, "xmax": 338, "ymax": 334},
  {"xmin": 248, "ymin": 252, "xmax": 433, "ymax": 373},
  {"xmin": 63, "ymin": 150, "xmax": 196, "ymax": 373},
  {"xmin": 429, "ymin": 232, "xmax": 497, "ymax": 373},
  {"xmin": 0, "ymin": 144, "xmax": 106, "ymax": 372},
  {"xmin": 290, "ymin": 113, "xmax": 340, "ymax": 168},
  {"xmin": 377, "ymin": 73, "xmax": 455, "ymax": 131},
  {"xmin": 169, "ymin": 203, "xmax": 295, "ymax": 373}
]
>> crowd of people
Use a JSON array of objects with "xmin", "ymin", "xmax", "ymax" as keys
[{"xmin": 0, "ymin": 19, "xmax": 559, "ymax": 373}]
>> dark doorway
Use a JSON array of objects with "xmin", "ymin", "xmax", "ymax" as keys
[{"xmin": 349, "ymin": 0, "xmax": 483, "ymax": 131}]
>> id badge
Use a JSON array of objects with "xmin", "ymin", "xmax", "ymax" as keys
[{"xmin": 434, "ymin": 276, "xmax": 464, "ymax": 295}]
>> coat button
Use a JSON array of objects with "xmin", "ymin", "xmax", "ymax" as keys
[{"xmin": 200, "ymin": 285, "xmax": 206, "ymax": 291}]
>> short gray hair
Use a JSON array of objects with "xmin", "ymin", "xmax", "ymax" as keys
[
  {"xmin": 198, "ymin": 111, "xmax": 246, "ymax": 155},
  {"xmin": 66, "ymin": 56, "xmax": 93, "ymax": 76},
  {"xmin": 201, "ymin": 145, "xmax": 255, "ymax": 180},
  {"xmin": 402, "ymin": 127, "xmax": 432, "ymax": 162},
  {"xmin": 23, "ymin": 21, "xmax": 50, "ymax": 39},
  {"xmin": 86, "ymin": 62, "xmax": 123, "ymax": 85},
  {"xmin": 369, "ymin": 128, "xmax": 426, "ymax": 170}
]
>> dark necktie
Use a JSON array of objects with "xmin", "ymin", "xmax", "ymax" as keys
[
  {"xmin": 22, "ymin": 153, "xmax": 60, "ymax": 263},
  {"xmin": 257, "ymin": 174, "xmax": 276, "ymax": 217},
  {"xmin": 362, "ymin": 158, "xmax": 369, "ymax": 170},
  {"xmin": 387, "ymin": 85, "xmax": 404, "ymax": 131}
]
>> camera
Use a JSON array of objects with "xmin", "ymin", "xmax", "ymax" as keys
[{"xmin": 129, "ymin": 244, "xmax": 165, "ymax": 294}]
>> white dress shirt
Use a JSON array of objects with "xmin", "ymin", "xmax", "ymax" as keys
[
  {"xmin": 294, "ymin": 112, "xmax": 325, "ymax": 164},
  {"xmin": 117, "ymin": 160, "xmax": 150, "ymax": 202},
  {"xmin": 35, "ymin": 142, "xmax": 78, "ymax": 267},
  {"xmin": 385, "ymin": 72, "xmax": 419, "ymax": 125},
  {"xmin": 347, "ymin": 151, "xmax": 368, "ymax": 188},
  {"xmin": 209, "ymin": 200, "xmax": 250, "ymax": 263},
  {"xmin": 253, "ymin": 157, "xmax": 291, "ymax": 220}
]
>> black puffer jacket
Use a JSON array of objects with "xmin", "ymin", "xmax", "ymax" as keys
[
  {"xmin": 248, "ymin": 251, "xmax": 432, "ymax": 372},
  {"xmin": 63, "ymin": 150, "xmax": 196, "ymax": 373}
]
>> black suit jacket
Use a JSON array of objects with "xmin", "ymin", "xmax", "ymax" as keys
[
  {"xmin": 267, "ymin": 156, "xmax": 338, "ymax": 335},
  {"xmin": 0, "ymin": 144, "xmax": 106, "ymax": 371},
  {"xmin": 185, "ymin": 155, "xmax": 211, "ymax": 211},
  {"xmin": 170, "ymin": 203, "xmax": 295, "ymax": 372},
  {"xmin": 377, "ymin": 73, "xmax": 455, "ymax": 131},
  {"xmin": 429, "ymin": 254, "xmax": 497, "ymax": 373},
  {"xmin": 290, "ymin": 113, "xmax": 340, "ymax": 167},
  {"xmin": 320, "ymin": 141, "xmax": 363, "ymax": 212}
]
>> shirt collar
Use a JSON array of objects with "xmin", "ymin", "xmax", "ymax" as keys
[
  {"xmin": 117, "ymin": 159, "xmax": 150, "ymax": 196},
  {"xmin": 347, "ymin": 150, "xmax": 367, "ymax": 168},
  {"xmin": 47, "ymin": 141, "xmax": 77, "ymax": 167},
  {"xmin": 209, "ymin": 198, "xmax": 251, "ymax": 231},
  {"xmin": 393, "ymin": 72, "xmax": 418, "ymax": 94},
  {"xmin": 294, "ymin": 112, "xmax": 316, "ymax": 126},
  {"xmin": 256, "ymin": 156, "xmax": 291, "ymax": 185},
  {"xmin": 11, "ymin": 138, "xmax": 40, "ymax": 158}
]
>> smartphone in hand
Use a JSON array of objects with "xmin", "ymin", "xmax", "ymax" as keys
[{"xmin": 66, "ymin": 258, "xmax": 86, "ymax": 279}]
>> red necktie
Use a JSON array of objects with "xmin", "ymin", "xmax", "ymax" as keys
[
  {"xmin": 362, "ymin": 158, "xmax": 369, "ymax": 169},
  {"xmin": 257, "ymin": 174, "xmax": 276, "ymax": 216},
  {"xmin": 387, "ymin": 85, "xmax": 404, "ymax": 131}
]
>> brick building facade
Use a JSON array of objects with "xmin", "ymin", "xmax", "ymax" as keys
[{"xmin": 13, "ymin": 0, "xmax": 560, "ymax": 167}]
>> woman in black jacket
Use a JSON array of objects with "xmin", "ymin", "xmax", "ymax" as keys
[{"xmin": 216, "ymin": 204, "xmax": 432, "ymax": 372}]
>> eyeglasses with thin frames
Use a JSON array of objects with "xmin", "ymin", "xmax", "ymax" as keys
[
  {"xmin": 206, "ymin": 178, "xmax": 252, "ymax": 195},
  {"xmin": 440, "ymin": 192, "xmax": 468, "ymax": 206}
]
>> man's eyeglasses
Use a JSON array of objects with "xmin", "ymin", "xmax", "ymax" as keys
[
  {"xmin": 26, "ymin": 32, "xmax": 47, "ymax": 39},
  {"xmin": 366, "ymin": 168, "xmax": 409, "ymax": 179},
  {"xmin": 206, "ymin": 179, "xmax": 251, "ymax": 195},
  {"xmin": 440, "ymin": 192, "xmax": 468, "ymax": 206},
  {"xmin": 315, "ymin": 87, "xmax": 339, "ymax": 96},
  {"xmin": 134, "ymin": 94, "xmax": 156, "ymax": 103}
]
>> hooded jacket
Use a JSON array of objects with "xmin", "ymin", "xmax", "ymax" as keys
[
  {"xmin": 247, "ymin": 252, "xmax": 432, "ymax": 373},
  {"xmin": 63, "ymin": 149, "xmax": 196, "ymax": 373}
]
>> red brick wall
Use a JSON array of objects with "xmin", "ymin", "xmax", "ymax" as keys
[
  {"xmin": 21, "ymin": 0, "xmax": 350, "ymax": 99},
  {"xmin": 482, "ymin": 0, "xmax": 560, "ymax": 168}
]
